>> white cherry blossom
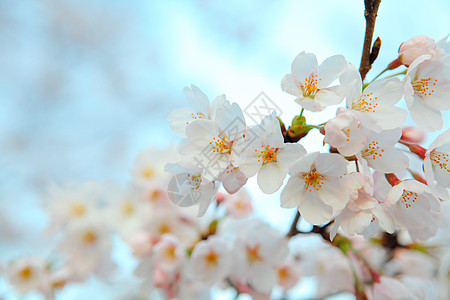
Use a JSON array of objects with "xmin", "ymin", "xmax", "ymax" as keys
[
  {"xmin": 398, "ymin": 35, "xmax": 441, "ymax": 66},
  {"xmin": 152, "ymin": 234, "xmax": 186, "ymax": 272},
  {"xmin": 281, "ymin": 152, "xmax": 349, "ymax": 225},
  {"xmin": 324, "ymin": 108, "xmax": 367, "ymax": 156},
  {"xmin": 330, "ymin": 173, "xmax": 394, "ymax": 240},
  {"xmin": 187, "ymin": 237, "xmax": 231, "ymax": 285},
  {"xmin": 223, "ymin": 188, "xmax": 253, "ymax": 219},
  {"xmin": 281, "ymin": 51, "xmax": 347, "ymax": 111},
  {"xmin": 384, "ymin": 180, "xmax": 441, "ymax": 241},
  {"xmin": 341, "ymin": 63, "xmax": 406, "ymax": 132},
  {"xmin": 5, "ymin": 257, "xmax": 46, "ymax": 294},
  {"xmin": 424, "ymin": 129, "xmax": 450, "ymax": 200},
  {"xmin": 356, "ymin": 127, "xmax": 409, "ymax": 173},
  {"xmin": 403, "ymin": 55, "xmax": 450, "ymax": 131},
  {"xmin": 235, "ymin": 112, "xmax": 306, "ymax": 194},
  {"xmin": 167, "ymin": 84, "xmax": 230, "ymax": 137}
]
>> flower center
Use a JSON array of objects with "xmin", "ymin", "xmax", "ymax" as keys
[
  {"xmin": 412, "ymin": 77, "xmax": 437, "ymax": 97},
  {"xmin": 210, "ymin": 134, "xmax": 232, "ymax": 154},
  {"xmin": 142, "ymin": 168, "xmax": 155, "ymax": 179},
  {"xmin": 302, "ymin": 73, "xmax": 320, "ymax": 97},
  {"xmin": 352, "ymin": 92, "xmax": 378, "ymax": 112},
  {"xmin": 430, "ymin": 150, "xmax": 449, "ymax": 173},
  {"xmin": 186, "ymin": 112, "xmax": 206, "ymax": 125},
  {"xmin": 82, "ymin": 230, "xmax": 97, "ymax": 244},
  {"xmin": 400, "ymin": 190, "xmax": 418, "ymax": 209},
  {"xmin": 246, "ymin": 245, "xmax": 263, "ymax": 263},
  {"xmin": 18, "ymin": 266, "xmax": 33, "ymax": 281},
  {"xmin": 186, "ymin": 174, "xmax": 202, "ymax": 191},
  {"xmin": 164, "ymin": 245, "xmax": 177, "ymax": 260},
  {"xmin": 121, "ymin": 202, "xmax": 135, "ymax": 216},
  {"xmin": 304, "ymin": 169, "xmax": 324, "ymax": 191},
  {"xmin": 71, "ymin": 203, "xmax": 86, "ymax": 217},
  {"xmin": 256, "ymin": 145, "xmax": 278, "ymax": 164},
  {"xmin": 204, "ymin": 250, "xmax": 219, "ymax": 266},
  {"xmin": 362, "ymin": 141, "xmax": 384, "ymax": 160}
]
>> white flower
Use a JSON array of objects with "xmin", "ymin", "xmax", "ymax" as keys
[
  {"xmin": 341, "ymin": 63, "xmax": 406, "ymax": 132},
  {"xmin": 187, "ymin": 237, "xmax": 231, "ymax": 284},
  {"xmin": 330, "ymin": 173, "xmax": 394, "ymax": 240},
  {"xmin": 179, "ymin": 102, "xmax": 246, "ymax": 181},
  {"xmin": 152, "ymin": 234, "xmax": 186, "ymax": 272},
  {"xmin": 324, "ymin": 108, "xmax": 367, "ymax": 156},
  {"xmin": 281, "ymin": 152, "xmax": 349, "ymax": 225},
  {"xmin": 232, "ymin": 220, "xmax": 289, "ymax": 293},
  {"xmin": 356, "ymin": 127, "xmax": 409, "ymax": 173},
  {"xmin": 370, "ymin": 276, "xmax": 420, "ymax": 300},
  {"xmin": 403, "ymin": 55, "xmax": 450, "ymax": 131},
  {"xmin": 224, "ymin": 188, "xmax": 253, "ymax": 219},
  {"xmin": 5, "ymin": 257, "xmax": 46, "ymax": 294},
  {"xmin": 384, "ymin": 180, "xmax": 441, "ymax": 241},
  {"xmin": 424, "ymin": 129, "xmax": 450, "ymax": 200},
  {"xmin": 216, "ymin": 164, "xmax": 248, "ymax": 194},
  {"xmin": 398, "ymin": 35, "xmax": 441, "ymax": 66},
  {"xmin": 276, "ymin": 258, "xmax": 301, "ymax": 290},
  {"xmin": 166, "ymin": 163, "xmax": 218, "ymax": 217},
  {"xmin": 235, "ymin": 113, "xmax": 306, "ymax": 194},
  {"xmin": 167, "ymin": 84, "xmax": 230, "ymax": 137},
  {"xmin": 132, "ymin": 147, "xmax": 177, "ymax": 186},
  {"xmin": 281, "ymin": 51, "xmax": 347, "ymax": 111}
]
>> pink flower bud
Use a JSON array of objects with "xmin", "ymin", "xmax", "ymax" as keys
[
  {"xmin": 398, "ymin": 35, "xmax": 439, "ymax": 66},
  {"xmin": 400, "ymin": 126, "xmax": 425, "ymax": 144}
]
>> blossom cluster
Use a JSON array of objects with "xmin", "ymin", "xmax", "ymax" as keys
[{"xmin": 1, "ymin": 35, "xmax": 449, "ymax": 300}]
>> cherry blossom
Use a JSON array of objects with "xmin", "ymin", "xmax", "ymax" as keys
[
  {"xmin": 5, "ymin": 257, "xmax": 46, "ymax": 294},
  {"xmin": 281, "ymin": 51, "xmax": 347, "ymax": 111},
  {"xmin": 235, "ymin": 112, "xmax": 306, "ymax": 194},
  {"xmin": 424, "ymin": 129, "xmax": 450, "ymax": 200},
  {"xmin": 152, "ymin": 234, "xmax": 186, "ymax": 272},
  {"xmin": 403, "ymin": 54, "xmax": 450, "ymax": 131},
  {"xmin": 356, "ymin": 127, "xmax": 409, "ymax": 173},
  {"xmin": 384, "ymin": 179, "xmax": 441, "ymax": 241},
  {"xmin": 341, "ymin": 63, "xmax": 406, "ymax": 132},
  {"xmin": 223, "ymin": 188, "xmax": 253, "ymax": 219},
  {"xmin": 167, "ymin": 84, "xmax": 230, "ymax": 137},
  {"xmin": 281, "ymin": 152, "xmax": 349, "ymax": 225},
  {"xmin": 324, "ymin": 108, "xmax": 367, "ymax": 156},
  {"xmin": 398, "ymin": 35, "xmax": 441, "ymax": 66}
]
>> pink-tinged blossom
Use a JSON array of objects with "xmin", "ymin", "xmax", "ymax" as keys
[
  {"xmin": 167, "ymin": 84, "xmax": 230, "ymax": 137},
  {"xmin": 281, "ymin": 152, "xmax": 349, "ymax": 225},
  {"xmin": 224, "ymin": 189, "xmax": 253, "ymax": 219},
  {"xmin": 276, "ymin": 258, "xmax": 301, "ymax": 290},
  {"xmin": 232, "ymin": 220, "xmax": 289, "ymax": 293},
  {"xmin": 235, "ymin": 112, "xmax": 306, "ymax": 194},
  {"xmin": 5, "ymin": 257, "xmax": 46, "ymax": 294},
  {"xmin": 331, "ymin": 173, "xmax": 394, "ymax": 240},
  {"xmin": 216, "ymin": 164, "xmax": 248, "ymax": 194},
  {"xmin": 281, "ymin": 51, "xmax": 347, "ymax": 111},
  {"xmin": 152, "ymin": 234, "xmax": 186, "ymax": 272},
  {"xmin": 356, "ymin": 127, "xmax": 409, "ymax": 174},
  {"xmin": 187, "ymin": 237, "xmax": 231, "ymax": 284},
  {"xmin": 403, "ymin": 55, "xmax": 450, "ymax": 131},
  {"xmin": 341, "ymin": 63, "xmax": 406, "ymax": 132},
  {"xmin": 384, "ymin": 180, "xmax": 441, "ymax": 241},
  {"xmin": 179, "ymin": 102, "xmax": 246, "ymax": 181},
  {"xmin": 424, "ymin": 129, "xmax": 450, "ymax": 200},
  {"xmin": 398, "ymin": 35, "xmax": 441, "ymax": 66},
  {"xmin": 324, "ymin": 108, "xmax": 367, "ymax": 156},
  {"xmin": 132, "ymin": 147, "xmax": 177, "ymax": 186},
  {"xmin": 166, "ymin": 163, "xmax": 218, "ymax": 217},
  {"xmin": 400, "ymin": 126, "xmax": 425, "ymax": 144},
  {"xmin": 369, "ymin": 276, "xmax": 419, "ymax": 300}
]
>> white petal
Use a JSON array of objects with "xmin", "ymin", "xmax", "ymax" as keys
[
  {"xmin": 291, "ymin": 52, "xmax": 318, "ymax": 83},
  {"xmin": 257, "ymin": 163, "xmax": 287, "ymax": 194},
  {"xmin": 280, "ymin": 176, "xmax": 306, "ymax": 208},
  {"xmin": 281, "ymin": 74, "xmax": 302, "ymax": 97},
  {"xmin": 407, "ymin": 94, "xmax": 443, "ymax": 131},
  {"xmin": 315, "ymin": 153, "xmax": 348, "ymax": 177},
  {"xmin": 276, "ymin": 143, "xmax": 306, "ymax": 170},
  {"xmin": 317, "ymin": 179, "xmax": 349, "ymax": 211},
  {"xmin": 183, "ymin": 85, "xmax": 210, "ymax": 115},
  {"xmin": 289, "ymin": 152, "xmax": 320, "ymax": 175},
  {"xmin": 298, "ymin": 194, "xmax": 333, "ymax": 225},
  {"xmin": 317, "ymin": 55, "xmax": 347, "ymax": 87}
]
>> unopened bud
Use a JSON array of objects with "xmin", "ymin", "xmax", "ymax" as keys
[
  {"xmin": 387, "ymin": 58, "xmax": 401, "ymax": 70},
  {"xmin": 400, "ymin": 127, "xmax": 425, "ymax": 144},
  {"xmin": 287, "ymin": 115, "xmax": 311, "ymax": 142}
]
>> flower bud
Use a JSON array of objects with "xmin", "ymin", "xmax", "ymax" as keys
[
  {"xmin": 398, "ymin": 35, "xmax": 439, "ymax": 66},
  {"xmin": 400, "ymin": 127, "xmax": 425, "ymax": 144}
]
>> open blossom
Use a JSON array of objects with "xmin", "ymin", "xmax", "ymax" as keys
[
  {"xmin": 179, "ymin": 102, "xmax": 246, "ymax": 181},
  {"xmin": 187, "ymin": 237, "xmax": 231, "ymax": 284},
  {"xmin": 232, "ymin": 220, "xmax": 289, "ymax": 293},
  {"xmin": 330, "ymin": 173, "xmax": 394, "ymax": 240},
  {"xmin": 281, "ymin": 152, "xmax": 349, "ymax": 225},
  {"xmin": 424, "ymin": 129, "xmax": 450, "ymax": 200},
  {"xmin": 398, "ymin": 35, "xmax": 441, "ymax": 66},
  {"xmin": 356, "ymin": 127, "xmax": 409, "ymax": 173},
  {"xmin": 167, "ymin": 84, "xmax": 230, "ymax": 137},
  {"xmin": 276, "ymin": 258, "xmax": 301, "ymax": 290},
  {"xmin": 384, "ymin": 179, "xmax": 441, "ymax": 241},
  {"xmin": 223, "ymin": 188, "xmax": 253, "ymax": 219},
  {"xmin": 235, "ymin": 112, "xmax": 306, "ymax": 194},
  {"xmin": 369, "ymin": 276, "xmax": 420, "ymax": 300},
  {"xmin": 341, "ymin": 63, "xmax": 406, "ymax": 132},
  {"xmin": 166, "ymin": 163, "xmax": 217, "ymax": 217},
  {"xmin": 5, "ymin": 257, "xmax": 46, "ymax": 294},
  {"xmin": 153, "ymin": 234, "xmax": 186, "ymax": 272},
  {"xmin": 324, "ymin": 108, "xmax": 367, "ymax": 156},
  {"xmin": 403, "ymin": 54, "xmax": 450, "ymax": 131},
  {"xmin": 281, "ymin": 51, "xmax": 347, "ymax": 111},
  {"xmin": 215, "ymin": 163, "xmax": 248, "ymax": 194}
]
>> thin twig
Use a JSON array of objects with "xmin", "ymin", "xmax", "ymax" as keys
[{"xmin": 359, "ymin": 0, "xmax": 382, "ymax": 81}]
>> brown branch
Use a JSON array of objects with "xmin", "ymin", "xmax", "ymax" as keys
[
  {"xmin": 286, "ymin": 211, "xmax": 301, "ymax": 237},
  {"xmin": 359, "ymin": 0, "xmax": 382, "ymax": 81}
]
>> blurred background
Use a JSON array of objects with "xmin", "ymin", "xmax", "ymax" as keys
[{"xmin": 0, "ymin": 0, "xmax": 449, "ymax": 299}]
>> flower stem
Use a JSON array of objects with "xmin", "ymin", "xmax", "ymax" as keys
[{"xmin": 359, "ymin": 0, "xmax": 382, "ymax": 81}]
